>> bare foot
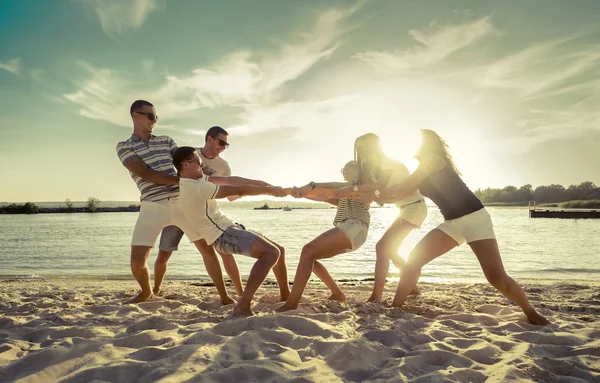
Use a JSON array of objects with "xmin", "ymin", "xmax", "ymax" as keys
[
  {"xmin": 328, "ymin": 292, "xmax": 346, "ymax": 302},
  {"xmin": 409, "ymin": 286, "xmax": 421, "ymax": 296},
  {"xmin": 527, "ymin": 310, "xmax": 550, "ymax": 326},
  {"xmin": 367, "ymin": 293, "xmax": 383, "ymax": 303},
  {"xmin": 221, "ymin": 296, "xmax": 235, "ymax": 305},
  {"xmin": 233, "ymin": 306, "xmax": 254, "ymax": 317},
  {"xmin": 125, "ymin": 291, "xmax": 153, "ymax": 304},
  {"xmin": 153, "ymin": 288, "xmax": 162, "ymax": 297},
  {"xmin": 275, "ymin": 303, "xmax": 296, "ymax": 312}
]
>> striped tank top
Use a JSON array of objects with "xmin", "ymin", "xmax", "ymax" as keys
[{"xmin": 333, "ymin": 198, "xmax": 370, "ymax": 226}]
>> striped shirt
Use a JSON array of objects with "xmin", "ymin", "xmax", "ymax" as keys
[
  {"xmin": 333, "ymin": 198, "xmax": 370, "ymax": 226},
  {"xmin": 116, "ymin": 134, "xmax": 179, "ymax": 202}
]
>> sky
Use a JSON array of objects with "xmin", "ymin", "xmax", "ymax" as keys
[{"xmin": 1, "ymin": 0, "xmax": 600, "ymax": 203}]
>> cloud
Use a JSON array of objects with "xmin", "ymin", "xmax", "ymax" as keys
[
  {"xmin": 82, "ymin": 0, "xmax": 163, "ymax": 39},
  {"xmin": 63, "ymin": 3, "xmax": 363, "ymax": 130},
  {"xmin": 481, "ymin": 37, "xmax": 600, "ymax": 99},
  {"xmin": 354, "ymin": 17, "xmax": 492, "ymax": 72},
  {"xmin": 0, "ymin": 58, "xmax": 21, "ymax": 75}
]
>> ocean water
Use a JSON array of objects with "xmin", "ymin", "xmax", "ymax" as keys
[{"xmin": 1, "ymin": 206, "xmax": 600, "ymax": 283}]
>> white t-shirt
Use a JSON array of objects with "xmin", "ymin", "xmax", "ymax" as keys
[
  {"xmin": 179, "ymin": 177, "xmax": 234, "ymax": 245},
  {"xmin": 197, "ymin": 148, "xmax": 231, "ymax": 177},
  {"xmin": 381, "ymin": 158, "xmax": 424, "ymax": 207}
]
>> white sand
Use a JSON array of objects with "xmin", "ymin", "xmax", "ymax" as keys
[{"xmin": 1, "ymin": 279, "xmax": 599, "ymax": 382}]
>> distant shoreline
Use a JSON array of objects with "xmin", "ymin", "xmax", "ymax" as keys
[{"xmin": 3, "ymin": 201, "xmax": 595, "ymax": 214}]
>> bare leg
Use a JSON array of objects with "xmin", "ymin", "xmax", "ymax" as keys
[
  {"xmin": 276, "ymin": 228, "xmax": 351, "ymax": 312},
  {"xmin": 194, "ymin": 240, "xmax": 234, "ymax": 305},
  {"xmin": 127, "ymin": 246, "xmax": 154, "ymax": 303},
  {"xmin": 216, "ymin": 248, "xmax": 244, "ymax": 296},
  {"xmin": 470, "ymin": 239, "xmax": 549, "ymax": 325},
  {"xmin": 313, "ymin": 261, "xmax": 346, "ymax": 302},
  {"xmin": 153, "ymin": 250, "xmax": 172, "ymax": 296},
  {"xmin": 391, "ymin": 229, "xmax": 458, "ymax": 307},
  {"xmin": 234, "ymin": 237, "xmax": 280, "ymax": 317},
  {"xmin": 259, "ymin": 238, "xmax": 290, "ymax": 301},
  {"xmin": 369, "ymin": 218, "xmax": 416, "ymax": 303}
]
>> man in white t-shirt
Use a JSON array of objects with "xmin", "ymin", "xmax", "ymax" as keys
[
  {"xmin": 173, "ymin": 146, "xmax": 291, "ymax": 316},
  {"xmin": 156, "ymin": 126, "xmax": 249, "ymax": 297}
]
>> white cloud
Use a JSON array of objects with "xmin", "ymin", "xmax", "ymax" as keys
[
  {"xmin": 82, "ymin": 0, "xmax": 163, "ymax": 39},
  {"xmin": 481, "ymin": 37, "xmax": 600, "ymax": 98},
  {"xmin": 354, "ymin": 17, "xmax": 492, "ymax": 72},
  {"xmin": 63, "ymin": 3, "xmax": 363, "ymax": 130},
  {"xmin": 0, "ymin": 58, "xmax": 21, "ymax": 75}
]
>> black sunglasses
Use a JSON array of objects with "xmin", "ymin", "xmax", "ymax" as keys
[
  {"xmin": 135, "ymin": 112, "xmax": 159, "ymax": 121},
  {"xmin": 210, "ymin": 136, "xmax": 230, "ymax": 147}
]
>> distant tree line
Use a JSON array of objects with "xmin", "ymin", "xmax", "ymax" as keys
[
  {"xmin": 1, "ymin": 197, "xmax": 104, "ymax": 214},
  {"xmin": 474, "ymin": 181, "xmax": 600, "ymax": 204}
]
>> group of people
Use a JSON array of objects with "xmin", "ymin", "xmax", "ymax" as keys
[{"xmin": 117, "ymin": 99, "xmax": 549, "ymax": 325}]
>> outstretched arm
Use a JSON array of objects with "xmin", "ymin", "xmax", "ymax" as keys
[
  {"xmin": 336, "ymin": 168, "xmax": 394, "ymax": 197},
  {"xmin": 213, "ymin": 185, "xmax": 289, "ymax": 199},
  {"xmin": 361, "ymin": 157, "xmax": 446, "ymax": 202},
  {"xmin": 208, "ymin": 176, "xmax": 272, "ymax": 187},
  {"xmin": 294, "ymin": 181, "xmax": 352, "ymax": 197},
  {"xmin": 300, "ymin": 188, "xmax": 340, "ymax": 206}
]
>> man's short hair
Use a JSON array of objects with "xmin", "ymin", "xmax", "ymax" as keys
[
  {"xmin": 205, "ymin": 126, "xmax": 229, "ymax": 142},
  {"xmin": 172, "ymin": 146, "xmax": 197, "ymax": 174},
  {"xmin": 130, "ymin": 100, "xmax": 154, "ymax": 115}
]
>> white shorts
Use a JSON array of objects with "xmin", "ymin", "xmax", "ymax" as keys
[
  {"xmin": 335, "ymin": 219, "xmax": 369, "ymax": 252},
  {"xmin": 131, "ymin": 198, "xmax": 202, "ymax": 247},
  {"xmin": 397, "ymin": 200, "xmax": 427, "ymax": 228},
  {"xmin": 436, "ymin": 208, "xmax": 496, "ymax": 246}
]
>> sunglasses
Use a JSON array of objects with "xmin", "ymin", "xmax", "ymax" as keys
[
  {"xmin": 210, "ymin": 136, "xmax": 230, "ymax": 148},
  {"xmin": 135, "ymin": 112, "xmax": 159, "ymax": 121}
]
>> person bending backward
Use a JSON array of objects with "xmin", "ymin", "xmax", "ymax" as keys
[
  {"xmin": 276, "ymin": 161, "xmax": 373, "ymax": 312},
  {"xmin": 173, "ymin": 146, "xmax": 291, "ymax": 317},
  {"xmin": 336, "ymin": 133, "xmax": 427, "ymax": 302},
  {"xmin": 354, "ymin": 129, "xmax": 549, "ymax": 325},
  {"xmin": 157, "ymin": 126, "xmax": 249, "ymax": 298}
]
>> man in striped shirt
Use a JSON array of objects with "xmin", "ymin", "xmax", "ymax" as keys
[{"xmin": 116, "ymin": 100, "xmax": 200, "ymax": 303}]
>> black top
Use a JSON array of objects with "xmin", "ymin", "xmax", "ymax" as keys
[{"xmin": 419, "ymin": 165, "xmax": 484, "ymax": 220}]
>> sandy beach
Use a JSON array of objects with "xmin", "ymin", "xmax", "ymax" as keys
[{"xmin": 1, "ymin": 278, "xmax": 599, "ymax": 382}]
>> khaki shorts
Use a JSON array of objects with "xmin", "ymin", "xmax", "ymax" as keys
[
  {"xmin": 335, "ymin": 219, "xmax": 369, "ymax": 252},
  {"xmin": 131, "ymin": 198, "xmax": 202, "ymax": 247},
  {"xmin": 398, "ymin": 200, "xmax": 428, "ymax": 228},
  {"xmin": 437, "ymin": 208, "xmax": 496, "ymax": 245}
]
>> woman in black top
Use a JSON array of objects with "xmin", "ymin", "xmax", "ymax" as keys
[{"xmin": 357, "ymin": 129, "xmax": 548, "ymax": 325}]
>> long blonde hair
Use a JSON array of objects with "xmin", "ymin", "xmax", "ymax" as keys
[
  {"xmin": 419, "ymin": 129, "xmax": 461, "ymax": 175},
  {"xmin": 353, "ymin": 133, "xmax": 385, "ymax": 185}
]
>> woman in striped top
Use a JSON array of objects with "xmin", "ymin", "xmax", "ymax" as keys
[
  {"xmin": 276, "ymin": 161, "xmax": 372, "ymax": 312},
  {"xmin": 336, "ymin": 133, "xmax": 428, "ymax": 302}
]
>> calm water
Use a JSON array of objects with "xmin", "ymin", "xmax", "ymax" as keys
[{"xmin": 1, "ymin": 207, "xmax": 600, "ymax": 283}]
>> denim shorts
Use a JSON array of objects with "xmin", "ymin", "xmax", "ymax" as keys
[
  {"xmin": 158, "ymin": 225, "xmax": 185, "ymax": 251},
  {"xmin": 213, "ymin": 224, "xmax": 260, "ymax": 257}
]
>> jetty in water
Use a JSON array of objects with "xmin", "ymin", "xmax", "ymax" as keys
[{"xmin": 528, "ymin": 201, "xmax": 600, "ymax": 219}]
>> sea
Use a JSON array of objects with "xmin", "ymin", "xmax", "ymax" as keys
[{"xmin": 2, "ymin": 203, "xmax": 600, "ymax": 283}]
